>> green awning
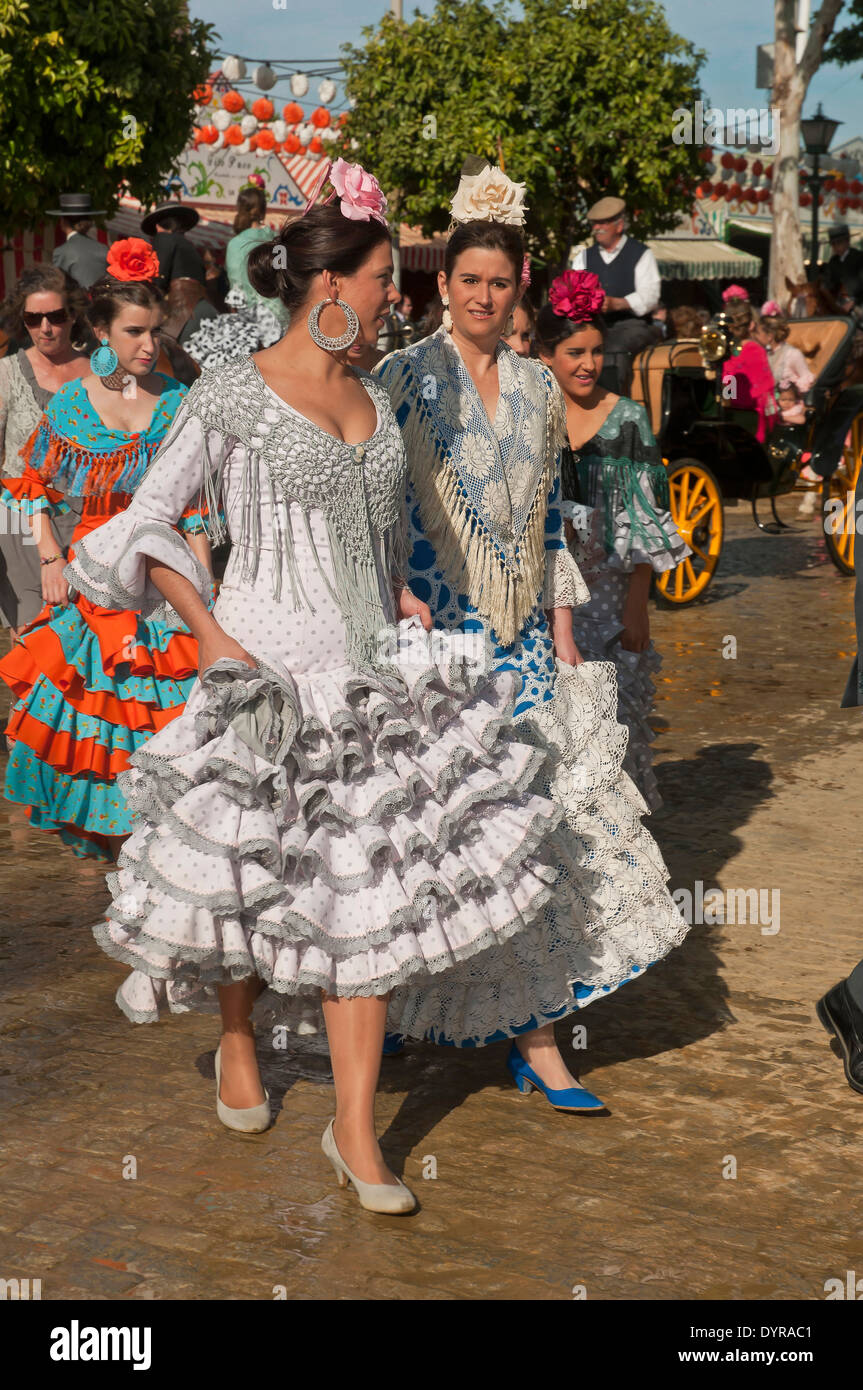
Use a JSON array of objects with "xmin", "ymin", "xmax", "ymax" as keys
[{"xmin": 647, "ymin": 237, "xmax": 762, "ymax": 280}]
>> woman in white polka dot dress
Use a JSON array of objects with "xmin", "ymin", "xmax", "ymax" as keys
[
  {"xmin": 536, "ymin": 273, "xmax": 690, "ymax": 811},
  {"xmin": 66, "ymin": 166, "xmax": 645, "ymax": 1215}
]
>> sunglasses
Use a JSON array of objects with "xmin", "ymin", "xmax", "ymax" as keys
[{"xmin": 23, "ymin": 309, "xmax": 69, "ymax": 328}]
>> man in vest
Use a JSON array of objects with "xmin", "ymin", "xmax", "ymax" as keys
[
  {"xmin": 571, "ymin": 196, "xmax": 662, "ymax": 392},
  {"xmin": 47, "ymin": 193, "xmax": 109, "ymax": 290}
]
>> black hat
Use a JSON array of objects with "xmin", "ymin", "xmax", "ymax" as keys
[
  {"xmin": 140, "ymin": 202, "xmax": 200, "ymax": 236},
  {"xmin": 828, "ymin": 222, "xmax": 851, "ymax": 242},
  {"xmin": 45, "ymin": 192, "xmax": 107, "ymax": 218}
]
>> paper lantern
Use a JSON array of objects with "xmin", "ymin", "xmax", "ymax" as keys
[
  {"xmin": 222, "ymin": 90, "xmax": 245, "ymax": 114},
  {"xmin": 256, "ymin": 128, "xmax": 276, "ymax": 151},
  {"xmin": 252, "ymin": 97, "xmax": 274, "ymax": 123},
  {"xmin": 727, "ymin": 182, "xmax": 741, "ymax": 199},
  {"xmin": 698, "ymin": 147, "xmax": 712, "ymax": 163},
  {"xmin": 212, "ymin": 132, "xmax": 224, "ymax": 150},
  {"xmin": 253, "ymin": 64, "xmax": 277, "ymax": 91},
  {"xmin": 720, "ymin": 152, "xmax": 735, "ymax": 169},
  {"xmin": 271, "ymin": 119, "xmax": 287, "ymax": 142},
  {"xmin": 800, "ymin": 192, "xmax": 812, "ymax": 206},
  {"xmin": 311, "ymin": 106, "xmax": 331, "ymax": 129},
  {"xmin": 309, "ymin": 136, "xmax": 324, "ymax": 154},
  {"xmin": 751, "ymin": 159, "xmax": 763, "ymax": 176},
  {"xmin": 222, "ymin": 56, "xmax": 246, "ymax": 82},
  {"xmin": 193, "ymin": 83, "xmax": 213, "ymax": 105},
  {"xmin": 212, "ymin": 109, "xmax": 232, "ymax": 132},
  {"xmin": 318, "ymin": 78, "xmax": 337, "ymax": 105},
  {"xmin": 283, "ymin": 101, "xmax": 304, "ymax": 125},
  {"xmin": 290, "ymin": 72, "xmax": 309, "ymax": 97},
  {"xmin": 298, "ymin": 123, "xmax": 314, "ymax": 146},
  {"xmin": 713, "ymin": 181, "xmax": 727, "ymax": 196},
  {"xmin": 224, "ymin": 125, "xmax": 244, "ymax": 146},
  {"xmin": 238, "ymin": 139, "xmax": 251, "ymax": 155},
  {"xmin": 320, "ymin": 126, "xmax": 338, "ymax": 145},
  {"xmin": 853, "ymin": 179, "xmax": 863, "ymax": 194},
  {"xmin": 240, "ymin": 113, "xmax": 257, "ymax": 136},
  {"xmin": 199, "ymin": 125, "xmax": 218, "ymax": 145},
  {"xmin": 758, "ymin": 187, "xmax": 771, "ymax": 203},
  {"xmin": 283, "ymin": 133, "xmax": 301, "ymax": 155},
  {"xmin": 695, "ymin": 183, "xmax": 708, "ymax": 198}
]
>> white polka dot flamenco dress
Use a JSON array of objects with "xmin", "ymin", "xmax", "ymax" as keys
[{"xmin": 66, "ymin": 359, "xmax": 597, "ymax": 1043}]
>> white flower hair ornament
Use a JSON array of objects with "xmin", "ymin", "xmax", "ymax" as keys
[{"xmin": 449, "ymin": 160, "xmax": 528, "ymax": 228}]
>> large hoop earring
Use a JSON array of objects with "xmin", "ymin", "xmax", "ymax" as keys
[
  {"xmin": 307, "ymin": 297, "xmax": 359, "ymax": 351},
  {"xmin": 90, "ymin": 336, "xmax": 118, "ymax": 377},
  {"xmin": 441, "ymin": 295, "xmax": 453, "ymax": 333}
]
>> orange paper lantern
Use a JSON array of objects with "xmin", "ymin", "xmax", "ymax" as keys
[
  {"xmin": 283, "ymin": 102, "xmax": 304, "ymax": 125},
  {"xmin": 199, "ymin": 125, "xmax": 218, "ymax": 144},
  {"xmin": 309, "ymin": 136, "xmax": 324, "ymax": 154},
  {"xmin": 193, "ymin": 83, "xmax": 213, "ymax": 105},
  {"xmin": 222, "ymin": 91, "xmax": 245, "ymax": 114},
  {"xmin": 255, "ymin": 128, "xmax": 276, "ymax": 151},
  {"xmin": 252, "ymin": 97, "xmax": 275, "ymax": 122},
  {"xmin": 311, "ymin": 106, "xmax": 331, "ymax": 129},
  {"xmin": 223, "ymin": 124, "xmax": 244, "ymax": 145}
]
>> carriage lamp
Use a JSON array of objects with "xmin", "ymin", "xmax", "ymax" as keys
[
  {"xmin": 801, "ymin": 103, "xmax": 843, "ymax": 281},
  {"xmin": 699, "ymin": 312, "xmax": 738, "ymax": 379}
]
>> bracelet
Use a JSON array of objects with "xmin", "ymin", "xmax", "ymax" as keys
[{"xmin": 40, "ymin": 554, "xmax": 63, "ymax": 566}]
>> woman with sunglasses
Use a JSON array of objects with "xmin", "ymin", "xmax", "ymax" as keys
[
  {"xmin": 0, "ymin": 241, "xmax": 211, "ymax": 862},
  {"xmin": 0, "ymin": 265, "xmax": 90, "ymax": 637}
]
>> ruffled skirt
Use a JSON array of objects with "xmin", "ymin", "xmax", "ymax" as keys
[
  {"xmin": 0, "ymin": 595, "xmax": 197, "ymax": 859},
  {"xmin": 96, "ymin": 625, "xmax": 572, "ymax": 1029}
]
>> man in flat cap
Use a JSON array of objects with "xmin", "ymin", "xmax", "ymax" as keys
[
  {"xmin": 825, "ymin": 223, "xmax": 863, "ymax": 315},
  {"xmin": 141, "ymin": 202, "xmax": 207, "ymax": 290},
  {"xmin": 47, "ymin": 193, "xmax": 109, "ymax": 289},
  {"xmin": 571, "ymin": 196, "xmax": 662, "ymax": 391}
]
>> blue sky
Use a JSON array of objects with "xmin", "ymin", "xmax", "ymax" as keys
[{"xmin": 188, "ymin": 1, "xmax": 863, "ymax": 138}]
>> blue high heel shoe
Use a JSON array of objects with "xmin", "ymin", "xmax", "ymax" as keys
[
  {"xmin": 506, "ymin": 1042, "xmax": 608, "ymax": 1113},
  {"xmin": 383, "ymin": 1032, "xmax": 406, "ymax": 1057}
]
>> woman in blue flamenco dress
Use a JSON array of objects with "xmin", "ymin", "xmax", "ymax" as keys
[
  {"xmin": 375, "ymin": 162, "xmax": 689, "ymax": 1111},
  {"xmin": 0, "ymin": 263, "xmax": 212, "ymax": 862}
]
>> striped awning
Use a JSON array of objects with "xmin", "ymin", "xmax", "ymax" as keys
[
  {"xmin": 399, "ymin": 225, "xmax": 448, "ymax": 273},
  {"xmin": 647, "ymin": 237, "xmax": 762, "ymax": 281}
]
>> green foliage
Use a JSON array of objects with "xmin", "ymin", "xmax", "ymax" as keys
[
  {"xmin": 825, "ymin": 1, "xmax": 863, "ymax": 65},
  {"xmin": 340, "ymin": 0, "xmax": 705, "ymax": 265},
  {"xmin": 0, "ymin": 0, "xmax": 217, "ymax": 234}
]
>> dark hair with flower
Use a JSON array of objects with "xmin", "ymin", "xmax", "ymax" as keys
[{"xmin": 535, "ymin": 270, "xmax": 606, "ymax": 351}]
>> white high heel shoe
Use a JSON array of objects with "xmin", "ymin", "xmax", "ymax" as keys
[
  {"xmin": 214, "ymin": 1044, "xmax": 271, "ymax": 1134},
  {"xmin": 321, "ymin": 1119, "xmax": 417, "ymax": 1215}
]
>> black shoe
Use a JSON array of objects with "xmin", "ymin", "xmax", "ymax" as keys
[{"xmin": 816, "ymin": 980, "xmax": 863, "ymax": 1094}]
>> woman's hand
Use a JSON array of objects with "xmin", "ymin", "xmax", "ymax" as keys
[
  {"xmin": 40, "ymin": 557, "xmax": 69, "ymax": 606},
  {"xmin": 396, "ymin": 584, "xmax": 433, "ymax": 632},
  {"xmin": 197, "ymin": 626, "xmax": 257, "ymax": 676},
  {"xmin": 620, "ymin": 565, "xmax": 652, "ymax": 653},
  {"xmin": 548, "ymin": 606, "xmax": 583, "ymax": 667}
]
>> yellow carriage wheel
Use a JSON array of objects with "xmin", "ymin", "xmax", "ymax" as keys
[
  {"xmin": 823, "ymin": 412, "xmax": 863, "ymax": 577},
  {"xmin": 656, "ymin": 460, "xmax": 724, "ymax": 605}
]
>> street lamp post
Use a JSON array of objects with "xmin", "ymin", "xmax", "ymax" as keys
[{"xmin": 801, "ymin": 102, "xmax": 843, "ymax": 281}]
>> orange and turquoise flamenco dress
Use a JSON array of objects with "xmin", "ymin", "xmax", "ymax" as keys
[{"xmin": 0, "ymin": 375, "xmax": 208, "ymax": 861}]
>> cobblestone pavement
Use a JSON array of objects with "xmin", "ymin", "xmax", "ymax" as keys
[{"xmin": 1, "ymin": 503, "xmax": 862, "ymax": 1301}]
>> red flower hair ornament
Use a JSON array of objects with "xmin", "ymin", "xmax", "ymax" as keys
[
  {"xmin": 106, "ymin": 238, "xmax": 160, "ymax": 283},
  {"xmin": 549, "ymin": 269, "xmax": 605, "ymax": 321}
]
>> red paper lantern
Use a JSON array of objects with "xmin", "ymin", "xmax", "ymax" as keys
[
  {"xmin": 698, "ymin": 147, "xmax": 712, "ymax": 163},
  {"xmin": 728, "ymin": 182, "xmax": 742, "ymax": 199},
  {"xmin": 252, "ymin": 97, "xmax": 275, "ymax": 122},
  {"xmin": 256, "ymin": 127, "xmax": 276, "ymax": 151},
  {"xmin": 853, "ymin": 180, "xmax": 863, "ymax": 195},
  {"xmin": 720, "ymin": 152, "xmax": 735, "ymax": 169},
  {"xmin": 283, "ymin": 133, "xmax": 301, "ymax": 154},
  {"xmin": 734, "ymin": 156, "xmax": 747, "ymax": 173},
  {"xmin": 714, "ymin": 180, "xmax": 727, "ymax": 196},
  {"xmin": 193, "ymin": 83, "xmax": 213, "ymax": 105},
  {"xmin": 800, "ymin": 192, "xmax": 812, "ymax": 206},
  {"xmin": 751, "ymin": 159, "xmax": 763, "ymax": 176},
  {"xmin": 695, "ymin": 183, "xmax": 708, "ymax": 198},
  {"xmin": 743, "ymin": 185, "xmax": 758, "ymax": 202},
  {"xmin": 283, "ymin": 101, "xmax": 304, "ymax": 125},
  {"xmin": 222, "ymin": 91, "xmax": 245, "ymax": 114},
  {"xmin": 311, "ymin": 106, "xmax": 331, "ymax": 129},
  {"xmin": 223, "ymin": 124, "xmax": 244, "ymax": 145},
  {"xmin": 199, "ymin": 125, "xmax": 218, "ymax": 145},
  {"xmin": 759, "ymin": 187, "xmax": 771, "ymax": 203}
]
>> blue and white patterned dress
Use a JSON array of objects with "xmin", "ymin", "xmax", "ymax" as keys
[{"xmin": 376, "ymin": 327, "xmax": 689, "ymax": 1043}]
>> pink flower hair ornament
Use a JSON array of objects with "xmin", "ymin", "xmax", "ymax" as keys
[
  {"xmin": 520, "ymin": 255, "xmax": 532, "ymax": 290},
  {"xmin": 722, "ymin": 284, "xmax": 750, "ymax": 303},
  {"xmin": 549, "ymin": 269, "xmax": 605, "ymax": 321},
  {"xmin": 302, "ymin": 157, "xmax": 388, "ymax": 225},
  {"xmin": 761, "ymin": 300, "xmax": 783, "ymax": 317}
]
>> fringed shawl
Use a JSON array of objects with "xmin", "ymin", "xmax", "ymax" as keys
[
  {"xmin": 376, "ymin": 328, "xmax": 564, "ymax": 648},
  {"xmin": 560, "ymin": 398, "xmax": 674, "ymax": 558},
  {"xmin": 163, "ymin": 357, "xmax": 408, "ymax": 673},
  {"xmin": 22, "ymin": 375, "xmax": 186, "ymax": 498}
]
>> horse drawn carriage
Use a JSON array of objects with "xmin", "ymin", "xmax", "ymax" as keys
[{"xmin": 628, "ymin": 315, "xmax": 863, "ymax": 603}]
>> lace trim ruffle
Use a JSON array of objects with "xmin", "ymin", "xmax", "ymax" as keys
[{"xmin": 542, "ymin": 546, "xmax": 590, "ymax": 609}]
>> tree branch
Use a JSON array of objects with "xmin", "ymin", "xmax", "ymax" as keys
[{"xmin": 800, "ymin": 0, "xmax": 846, "ymax": 85}]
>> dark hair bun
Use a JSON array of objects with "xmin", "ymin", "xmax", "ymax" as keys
[{"xmin": 246, "ymin": 205, "xmax": 391, "ymax": 315}]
